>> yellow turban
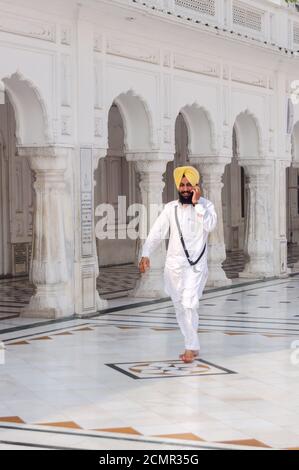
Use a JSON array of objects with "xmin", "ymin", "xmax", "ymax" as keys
[{"xmin": 173, "ymin": 166, "xmax": 200, "ymax": 190}]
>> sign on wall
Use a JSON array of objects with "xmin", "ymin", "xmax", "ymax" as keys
[{"xmin": 80, "ymin": 148, "xmax": 93, "ymax": 257}]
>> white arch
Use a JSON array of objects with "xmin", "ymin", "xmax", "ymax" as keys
[
  {"xmin": 0, "ymin": 71, "xmax": 50, "ymax": 145},
  {"xmin": 179, "ymin": 103, "xmax": 216, "ymax": 156},
  {"xmin": 108, "ymin": 89, "xmax": 154, "ymax": 152},
  {"xmin": 233, "ymin": 110, "xmax": 262, "ymax": 159}
]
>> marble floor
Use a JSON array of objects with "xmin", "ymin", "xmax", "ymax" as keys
[
  {"xmin": 1, "ymin": 245, "xmax": 299, "ymax": 310},
  {"xmin": 1, "ymin": 275, "xmax": 299, "ymax": 450}
]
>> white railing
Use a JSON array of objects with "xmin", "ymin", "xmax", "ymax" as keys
[
  {"xmin": 128, "ymin": 0, "xmax": 299, "ymax": 49},
  {"xmin": 175, "ymin": 0, "xmax": 216, "ymax": 18},
  {"xmin": 233, "ymin": 1, "xmax": 263, "ymax": 34}
]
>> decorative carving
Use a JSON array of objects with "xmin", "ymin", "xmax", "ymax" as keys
[
  {"xmin": 223, "ymin": 130, "xmax": 230, "ymax": 149},
  {"xmin": 163, "ymin": 74, "xmax": 171, "ymax": 119},
  {"xmin": 223, "ymin": 87, "xmax": 229, "ymax": 126},
  {"xmin": 163, "ymin": 125, "xmax": 171, "ymax": 144},
  {"xmin": 231, "ymin": 68, "xmax": 267, "ymax": 87},
  {"xmin": 12, "ymin": 243, "xmax": 30, "ymax": 275},
  {"xmin": 293, "ymin": 22, "xmax": 299, "ymax": 46},
  {"xmin": 61, "ymin": 115, "xmax": 71, "ymax": 136},
  {"xmin": 107, "ymin": 37, "xmax": 160, "ymax": 64},
  {"xmin": 17, "ymin": 146, "xmax": 73, "ymax": 318},
  {"xmin": 233, "ymin": 1, "xmax": 263, "ymax": 33},
  {"xmin": 94, "ymin": 61, "xmax": 103, "ymax": 109},
  {"xmin": 269, "ymin": 98, "xmax": 275, "ymax": 132},
  {"xmin": 94, "ymin": 33, "xmax": 103, "ymax": 52},
  {"xmin": 175, "ymin": 0, "xmax": 216, "ymax": 17},
  {"xmin": 269, "ymin": 134, "xmax": 274, "ymax": 153},
  {"xmin": 94, "ymin": 117, "xmax": 103, "ymax": 138},
  {"xmin": 15, "ymin": 219, "xmax": 24, "ymax": 237},
  {"xmin": 174, "ymin": 53, "xmax": 220, "ymax": 77},
  {"xmin": 241, "ymin": 161, "xmax": 274, "ymax": 276},
  {"xmin": 61, "ymin": 54, "xmax": 71, "ymax": 107},
  {"xmin": 222, "ymin": 66, "xmax": 229, "ymax": 80},
  {"xmin": 28, "ymin": 211, "xmax": 33, "ymax": 237},
  {"xmin": 163, "ymin": 51, "xmax": 172, "ymax": 67},
  {"xmin": 15, "ymin": 160, "xmax": 23, "ymax": 213},
  {"xmin": 81, "ymin": 266, "xmax": 95, "ymax": 311},
  {"xmin": 0, "ymin": 13, "xmax": 55, "ymax": 42},
  {"xmin": 61, "ymin": 25, "xmax": 71, "ymax": 45}
]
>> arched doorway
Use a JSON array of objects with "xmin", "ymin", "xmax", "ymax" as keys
[
  {"xmin": 0, "ymin": 73, "xmax": 74, "ymax": 319},
  {"xmin": 163, "ymin": 104, "xmax": 230, "ymax": 286},
  {"xmin": 222, "ymin": 126, "xmax": 247, "ymax": 278},
  {"xmin": 0, "ymin": 90, "xmax": 34, "ymax": 279},
  {"xmin": 228, "ymin": 110, "xmax": 272, "ymax": 278},
  {"xmin": 95, "ymin": 95, "xmax": 146, "ymax": 299}
]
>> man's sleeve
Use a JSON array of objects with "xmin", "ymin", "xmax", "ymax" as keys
[
  {"xmin": 141, "ymin": 207, "xmax": 170, "ymax": 258},
  {"xmin": 194, "ymin": 200, "xmax": 217, "ymax": 233}
]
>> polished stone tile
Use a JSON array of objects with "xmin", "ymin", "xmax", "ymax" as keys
[{"xmin": 1, "ymin": 275, "xmax": 299, "ymax": 449}]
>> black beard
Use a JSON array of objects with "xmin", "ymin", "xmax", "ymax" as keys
[{"xmin": 178, "ymin": 191, "xmax": 193, "ymax": 205}]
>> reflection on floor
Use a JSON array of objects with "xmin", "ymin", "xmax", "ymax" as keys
[
  {"xmin": 222, "ymin": 251, "xmax": 247, "ymax": 279},
  {"xmin": 0, "ymin": 278, "xmax": 32, "ymax": 321},
  {"xmin": 1, "ymin": 275, "xmax": 299, "ymax": 449},
  {"xmin": 1, "ymin": 244, "xmax": 299, "ymax": 320},
  {"xmin": 223, "ymin": 244, "xmax": 299, "ymax": 279},
  {"xmin": 287, "ymin": 243, "xmax": 299, "ymax": 268},
  {"xmin": 97, "ymin": 263, "xmax": 140, "ymax": 299}
]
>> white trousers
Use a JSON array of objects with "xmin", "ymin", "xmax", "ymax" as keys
[{"xmin": 173, "ymin": 300, "xmax": 200, "ymax": 351}]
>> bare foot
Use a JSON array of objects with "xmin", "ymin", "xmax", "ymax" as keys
[
  {"xmin": 179, "ymin": 350, "xmax": 199, "ymax": 360},
  {"xmin": 179, "ymin": 350, "xmax": 195, "ymax": 363}
]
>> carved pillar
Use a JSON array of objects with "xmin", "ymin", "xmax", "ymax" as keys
[
  {"xmin": 126, "ymin": 154, "xmax": 172, "ymax": 298},
  {"xmin": 18, "ymin": 146, "xmax": 74, "ymax": 318},
  {"xmin": 191, "ymin": 156, "xmax": 232, "ymax": 287},
  {"xmin": 240, "ymin": 160, "xmax": 275, "ymax": 278}
]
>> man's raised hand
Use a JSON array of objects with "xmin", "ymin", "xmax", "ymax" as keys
[{"xmin": 191, "ymin": 184, "xmax": 201, "ymax": 205}]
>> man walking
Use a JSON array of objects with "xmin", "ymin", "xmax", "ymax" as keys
[{"xmin": 139, "ymin": 166, "xmax": 217, "ymax": 363}]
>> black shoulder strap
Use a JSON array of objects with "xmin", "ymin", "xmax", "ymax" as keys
[{"xmin": 175, "ymin": 205, "xmax": 206, "ymax": 266}]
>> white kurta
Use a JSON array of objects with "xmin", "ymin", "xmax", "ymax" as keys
[{"xmin": 141, "ymin": 197, "xmax": 217, "ymax": 310}]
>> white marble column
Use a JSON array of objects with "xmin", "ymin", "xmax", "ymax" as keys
[
  {"xmin": 126, "ymin": 154, "xmax": 172, "ymax": 298},
  {"xmin": 191, "ymin": 156, "xmax": 232, "ymax": 287},
  {"xmin": 240, "ymin": 160, "xmax": 275, "ymax": 278},
  {"xmin": 18, "ymin": 146, "xmax": 74, "ymax": 318}
]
